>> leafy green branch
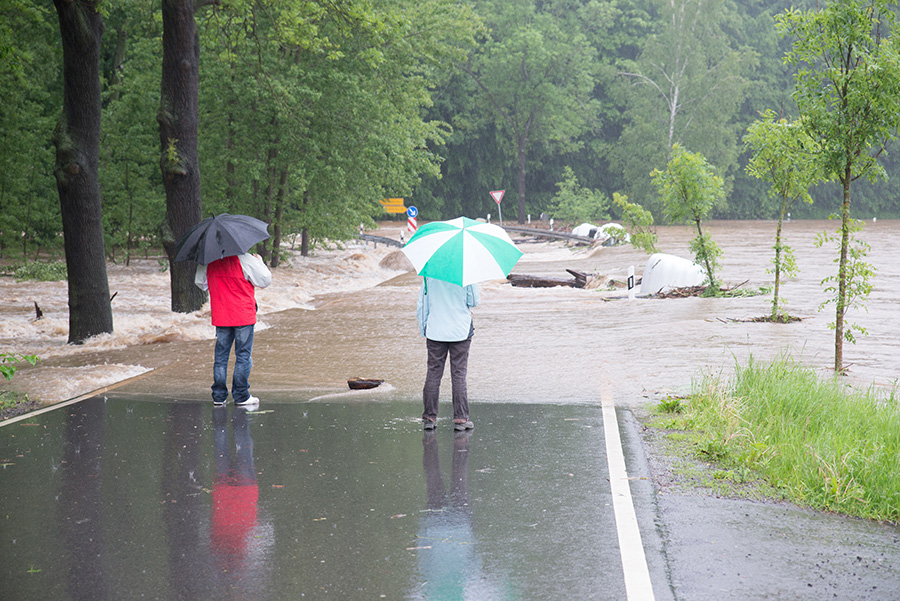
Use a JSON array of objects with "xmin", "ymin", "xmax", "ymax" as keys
[{"xmin": 1, "ymin": 353, "xmax": 39, "ymax": 382}]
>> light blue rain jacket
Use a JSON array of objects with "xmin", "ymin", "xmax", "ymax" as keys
[{"xmin": 416, "ymin": 277, "xmax": 479, "ymax": 342}]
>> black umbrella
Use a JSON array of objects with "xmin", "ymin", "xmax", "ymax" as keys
[{"xmin": 174, "ymin": 213, "xmax": 270, "ymax": 265}]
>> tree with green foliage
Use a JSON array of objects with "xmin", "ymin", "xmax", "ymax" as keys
[
  {"xmin": 777, "ymin": 0, "xmax": 900, "ymax": 372},
  {"xmin": 196, "ymin": 0, "xmax": 480, "ymax": 260},
  {"xmin": 815, "ymin": 218, "xmax": 875, "ymax": 350},
  {"xmin": 613, "ymin": 192, "xmax": 658, "ymax": 255},
  {"xmin": 744, "ymin": 110, "xmax": 821, "ymax": 320},
  {"xmin": 651, "ymin": 144, "xmax": 724, "ymax": 293},
  {"xmin": 15, "ymin": 0, "xmax": 900, "ymax": 288},
  {"xmin": 1, "ymin": 353, "xmax": 38, "ymax": 382},
  {"xmin": 461, "ymin": 0, "xmax": 601, "ymax": 223},
  {"xmin": 100, "ymin": 2, "xmax": 165, "ymax": 265},
  {"xmin": 615, "ymin": 0, "xmax": 755, "ymax": 217},
  {"xmin": 415, "ymin": 0, "xmax": 652, "ymax": 222},
  {"xmin": 52, "ymin": 0, "xmax": 114, "ymax": 344},
  {"xmin": 548, "ymin": 166, "xmax": 609, "ymax": 225},
  {"xmin": 722, "ymin": 0, "xmax": 801, "ymax": 220},
  {"xmin": 0, "ymin": 3, "xmax": 60, "ymax": 259}
]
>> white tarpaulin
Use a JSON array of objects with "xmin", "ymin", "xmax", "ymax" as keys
[{"xmin": 639, "ymin": 253, "xmax": 706, "ymax": 295}]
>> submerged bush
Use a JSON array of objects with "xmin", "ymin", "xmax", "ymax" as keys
[{"xmin": 3, "ymin": 261, "xmax": 68, "ymax": 281}]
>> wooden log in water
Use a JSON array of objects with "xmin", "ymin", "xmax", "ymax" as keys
[
  {"xmin": 565, "ymin": 269, "xmax": 590, "ymax": 288},
  {"xmin": 507, "ymin": 273, "xmax": 578, "ymax": 288}
]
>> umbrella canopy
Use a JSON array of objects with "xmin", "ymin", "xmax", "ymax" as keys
[
  {"xmin": 401, "ymin": 216, "xmax": 523, "ymax": 287},
  {"xmin": 174, "ymin": 213, "xmax": 270, "ymax": 265}
]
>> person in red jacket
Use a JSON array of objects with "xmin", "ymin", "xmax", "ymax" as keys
[{"xmin": 195, "ymin": 253, "xmax": 271, "ymax": 406}]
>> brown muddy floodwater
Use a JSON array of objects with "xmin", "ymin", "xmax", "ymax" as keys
[{"xmin": 4, "ymin": 219, "xmax": 900, "ymax": 408}]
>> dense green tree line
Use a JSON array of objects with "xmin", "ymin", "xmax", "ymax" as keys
[
  {"xmin": 1, "ymin": 0, "xmax": 480, "ymax": 263},
  {"xmin": 415, "ymin": 0, "xmax": 900, "ymax": 222},
  {"xmin": 3, "ymin": 0, "xmax": 900, "ymax": 268}
]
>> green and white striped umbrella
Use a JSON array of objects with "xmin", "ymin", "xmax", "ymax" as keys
[{"xmin": 401, "ymin": 216, "xmax": 523, "ymax": 286}]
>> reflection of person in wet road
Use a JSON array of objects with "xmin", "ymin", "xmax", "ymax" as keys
[
  {"xmin": 410, "ymin": 430, "xmax": 503, "ymax": 599},
  {"xmin": 417, "ymin": 277, "xmax": 479, "ymax": 431},
  {"xmin": 211, "ymin": 406, "xmax": 259, "ymax": 578}
]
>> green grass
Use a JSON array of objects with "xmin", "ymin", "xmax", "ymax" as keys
[
  {"xmin": 0, "ymin": 390, "xmax": 39, "ymax": 420},
  {"xmin": 655, "ymin": 354, "xmax": 900, "ymax": 523}
]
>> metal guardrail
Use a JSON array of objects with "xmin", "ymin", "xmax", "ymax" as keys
[
  {"xmin": 358, "ymin": 227, "xmax": 593, "ymax": 247},
  {"xmin": 358, "ymin": 233, "xmax": 404, "ymax": 248},
  {"xmin": 499, "ymin": 225, "xmax": 596, "ymax": 243}
]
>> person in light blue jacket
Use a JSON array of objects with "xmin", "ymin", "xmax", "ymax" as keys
[{"xmin": 417, "ymin": 277, "xmax": 480, "ymax": 431}]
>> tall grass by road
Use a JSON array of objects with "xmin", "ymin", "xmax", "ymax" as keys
[{"xmin": 665, "ymin": 355, "xmax": 900, "ymax": 523}]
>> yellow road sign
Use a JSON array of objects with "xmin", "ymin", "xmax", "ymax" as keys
[{"xmin": 380, "ymin": 198, "xmax": 406, "ymax": 213}]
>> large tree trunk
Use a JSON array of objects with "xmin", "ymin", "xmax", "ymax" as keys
[
  {"xmin": 270, "ymin": 168, "xmax": 288, "ymax": 268},
  {"xmin": 516, "ymin": 132, "xmax": 527, "ymax": 224},
  {"xmin": 159, "ymin": 0, "xmax": 205, "ymax": 313},
  {"xmin": 300, "ymin": 189, "xmax": 311, "ymax": 257},
  {"xmin": 52, "ymin": 0, "xmax": 113, "ymax": 344},
  {"xmin": 260, "ymin": 118, "xmax": 279, "ymax": 265}
]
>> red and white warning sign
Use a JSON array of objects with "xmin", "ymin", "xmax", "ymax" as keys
[
  {"xmin": 407, "ymin": 206, "xmax": 418, "ymax": 233},
  {"xmin": 490, "ymin": 190, "xmax": 505, "ymax": 204}
]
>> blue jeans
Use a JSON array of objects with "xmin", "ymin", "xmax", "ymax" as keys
[{"xmin": 212, "ymin": 325, "xmax": 255, "ymax": 403}]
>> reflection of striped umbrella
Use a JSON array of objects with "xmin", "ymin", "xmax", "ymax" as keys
[{"xmin": 401, "ymin": 217, "xmax": 523, "ymax": 287}]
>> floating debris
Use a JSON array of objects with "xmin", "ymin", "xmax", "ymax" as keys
[{"xmin": 347, "ymin": 378, "xmax": 384, "ymax": 390}]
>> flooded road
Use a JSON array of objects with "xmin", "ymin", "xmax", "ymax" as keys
[
  {"xmin": 3, "ymin": 219, "xmax": 899, "ymax": 406},
  {"xmin": 111, "ymin": 219, "xmax": 900, "ymax": 406}
]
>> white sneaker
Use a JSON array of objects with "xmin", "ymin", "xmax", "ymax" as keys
[{"xmin": 235, "ymin": 395, "xmax": 259, "ymax": 408}]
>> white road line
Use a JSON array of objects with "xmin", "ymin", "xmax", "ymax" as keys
[
  {"xmin": 0, "ymin": 366, "xmax": 173, "ymax": 429},
  {"xmin": 601, "ymin": 383, "xmax": 656, "ymax": 601},
  {"xmin": 0, "ymin": 395, "xmax": 88, "ymax": 428}
]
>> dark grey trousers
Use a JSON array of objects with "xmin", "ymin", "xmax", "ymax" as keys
[{"xmin": 422, "ymin": 337, "xmax": 472, "ymax": 421}]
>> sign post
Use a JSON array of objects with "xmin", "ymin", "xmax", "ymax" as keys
[
  {"xmin": 490, "ymin": 190, "xmax": 505, "ymax": 224},
  {"xmin": 407, "ymin": 206, "xmax": 418, "ymax": 234},
  {"xmin": 628, "ymin": 265, "xmax": 636, "ymax": 301}
]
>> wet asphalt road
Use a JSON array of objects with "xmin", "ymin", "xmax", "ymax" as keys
[
  {"xmin": 659, "ymin": 495, "xmax": 900, "ymax": 600},
  {"xmin": 0, "ymin": 396, "xmax": 671, "ymax": 601},
  {"xmin": 3, "ymin": 393, "xmax": 899, "ymax": 600}
]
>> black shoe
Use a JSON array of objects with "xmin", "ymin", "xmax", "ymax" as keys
[
  {"xmin": 453, "ymin": 420, "xmax": 474, "ymax": 431},
  {"xmin": 423, "ymin": 418, "xmax": 436, "ymax": 431}
]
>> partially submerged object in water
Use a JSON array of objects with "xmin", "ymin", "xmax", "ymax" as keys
[{"xmin": 347, "ymin": 378, "xmax": 384, "ymax": 390}]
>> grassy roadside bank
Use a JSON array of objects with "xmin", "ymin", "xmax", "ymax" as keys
[
  {"xmin": 0, "ymin": 391, "xmax": 40, "ymax": 420},
  {"xmin": 648, "ymin": 355, "xmax": 900, "ymax": 524},
  {"xmin": 1, "ymin": 353, "xmax": 40, "ymax": 421}
]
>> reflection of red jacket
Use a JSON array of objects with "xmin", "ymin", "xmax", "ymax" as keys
[
  {"xmin": 211, "ymin": 482, "xmax": 259, "ymax": 556},
  {"xmin": 206, "ymin": 256, "xmax": 257, "ymax": 327}
]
